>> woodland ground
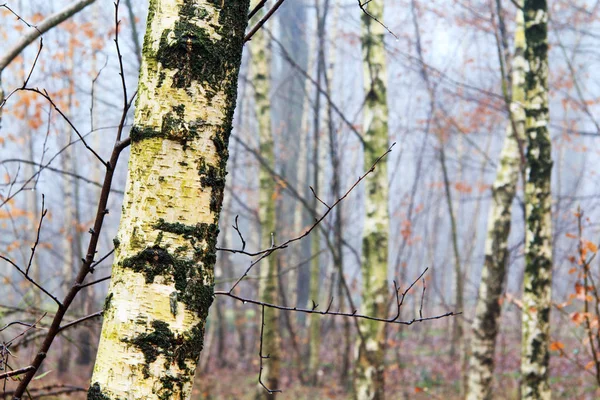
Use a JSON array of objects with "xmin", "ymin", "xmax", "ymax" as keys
[
  {"xmin": 191, "ymin": 317, "xmax": 599, "ymax": 399},
  {"xmin": 10, "ymin": 307, "xmax": 598, "ymax": 399}
]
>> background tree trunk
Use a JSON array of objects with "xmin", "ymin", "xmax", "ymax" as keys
[
  {"xmin": 354, "ymin": 1, "xmax": 390, "ymax": 399},
  {"xmin": 466, "ymin": 3, "xmax": 526, "ymax": 399},
  {"xmin": 251, "ymin": 3, "xmax": 280, "ymax": 397},
  {"xmin": 520, "ymin": 0, "xmax": 553, "ymax": 398}
]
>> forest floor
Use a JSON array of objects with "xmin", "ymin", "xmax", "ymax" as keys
[
  {"xmin": 192, "ymin": 307, "xmax": 600, "ymax": 399},
  {"xmin": 5, "ymin": 307, "xmax": 600, "ymax": 399}
]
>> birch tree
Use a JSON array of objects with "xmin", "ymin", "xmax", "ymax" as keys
[
  {"xmin": 355, "ymin": 1, "xmax": 390, "ymax": 398},
  {"xmin": 89, "ymin": 1, "xmax": 249, "ymax": 398},
  {"xmin": 520, "ymin": 0, "xmax": 552, "ymax": 398},
  {"xmin": 306, "ymin": 0, "xmax": 329, "ymax": 385},
  {"xmin": 466, "ymin": 4, "xmax": 526, "ymax": 399},
  {"xmin": 250, "ymin": 3, "xmax": 281, "ymax": 397}
]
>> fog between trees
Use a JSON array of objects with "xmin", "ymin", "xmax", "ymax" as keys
[{"xmin": 0, "ymin": 0, "xmax": 599, "ymax": 399}]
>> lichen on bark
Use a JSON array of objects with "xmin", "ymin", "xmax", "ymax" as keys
[
  {"xmin": 89, "ymin": 1, "xmax": 249, "ymax": 398},
  {"xmin": 465, "ymin": 4, "xmax": 527, "ymax": 399},
  {"xmin": 355, "ymin": 1, "xmax": 389, "ymax": 399},
  {"xmin": 520, "ymin": 1, "xmax": 552, "ymax": 399}
]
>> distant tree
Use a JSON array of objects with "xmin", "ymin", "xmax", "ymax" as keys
[
  {"xmin": 354, "ymin": 0, "xmax": 390, "ymax": 399},
  {"xmin": 466, "ymin": 3, "xmax": 526, "ymax": 399},
  {"xmin": 306, "ymin": 0, "xmax": 327, "ymax": 387},
  {"xmin": 250, "ymin": 2, "xmax": 281, "ymax": 397},
  {"xmin": 88, "ymin": 1, "xmax": 249, "ymax": 398}
]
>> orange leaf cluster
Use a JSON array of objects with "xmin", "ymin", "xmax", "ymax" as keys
[
  {"xmin": 549, "ymin": 341, "xmax": 565, "ymax": 351},
  {"xmin": 400, "ymin": 220, "xmax": 412, "ymax": 240},
  {"xmin": 454, "ymin": 181, "xmax": 472, "ymax": 194}
]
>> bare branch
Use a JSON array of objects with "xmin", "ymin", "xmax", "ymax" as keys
[
  {"xmin": 357, "ymin": 0, "xmax": 399, "ymax": 39},
  {"xmin": 244, "ymin": 0, "xmax": 287, "ymax": 43},
  {"xmin": 57, "ymin": 311, "xmax": 103, "ymax": 333},
  {"xmin": 248, "ymin": 0, "xmax": 268, "ymax": 19},
  {"xmin": 232, "ymin": 215, "xmax": 246, "ymax": 252},
  {"xmin": 0, "ymin": 366, "xmax": 35, "ymax": 380},
  {"xmin": 224, "ymin": 143, "xmax": 396, "ymax": 293},
  {"xmin": 25, "ymin": 194, "xmax": 47, "ymax": 275},
  {"xmin": 0, "ymin": 254, "xmax": 61, "ymax": 306},
  {"xmin": 217, "ymin": 268, "xmax": 459, "ymax": 326}
]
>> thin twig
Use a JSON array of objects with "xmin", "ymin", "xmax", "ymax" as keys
[
  {"xmin": 114, "ymin": 0, "xmax": 129, "ymax": 142},
  {"xmin": 357, "ymin": 0, "xmax": 399, "ymax": 39},
  {"xmin": 0, "ymin": 366, "xmax": 35, "ymax": 380},
  {"xmin": 310, "ymin": 186, "xmax": 331, "ymax": 209},
  {"xmin": 232, "ymin": 215, "xmax": 246, "ymax": 252},
  {"xmin": 1, "ymin": 255, "xmax": 61, "ymax": 306},
  {"xmin": 248, "ymin": 0, "xmax": 268, "ymax": 19},
  {"xmin": 218, "ymin": 268, "xmax": 458, "ymax": 326},
  {"xmin": 25, "ymin": 195, "xmax": 47, "ymax": 275},
  {"xmin": 57, "ymin": 311, "xmax": 103, "ymax": 333},
  {"xmin": 78, "ymin": 275, "xmax": 111, "ymax": 289},
  {"xmin": 244, "ymin": 0, "xmax": 287, "ymax": 43},
  {"xmin": 225, "ymin": 143, "xmax": 395, "ymax": 293},
  {"xmin": 420, "ymin": 278, "xmax": 426, "ymax": 319},
  {"xmin": 0, "ymin": 322, "xmax": 34, "ymax": 333}
]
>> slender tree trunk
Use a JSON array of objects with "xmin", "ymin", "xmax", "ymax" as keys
[
  {"xmin": 59, "ymin": 46, "xmax": 83, "ymax": 373},
  {"xmin": 25, "ymin": 129, "xmax": 41, "ymax": 309},
  {"xmin": 440, "ymin": 144, "xmax": 464, "ymax": 359},
  {"xmin": 307, "ymin": 217, "xmax": 321, "ymax": 387},
  {"xmin": 354, "ymin": 1, "xmax": 389, "ymax": 399},
  {"xmin": 340, "ymin": 268, "xmax": 351, "ymax": 389},
  {"xmin": 231, "ymin": 71, "xmax": 250, "ymax": 361},
  {"xmin": 322, "ymin": 0, "xmax": 346, "ymax": 388},
  {"xmin": 278, "ymin": 0, "xmax": 308, "ymax": 311},
  {"xmin": 58, "ymin": 129, "xmax": 76, "ymax": 374},
  {"xmin": 466, "ymin": 5, "xmax": 526, "ymax": 399},
  {"xmin": 520, "ymin": 0, "xmax": 553, "ymax": 399},
  {"xmin": 251, "ymin": 3, "xmax": 280, "ymax": 397},
  {"xmin": 289, "ymin": 58, "xmax": 312, "ymax": 307},
  {"xmin": 73, "ymin": 143, "xmax": 93, "ymax": 366},
  {"xmin": 89, "ymin": 1, "xmax": 249, "ymax": 398},
  {"xmin": 306, "ymin": 0, "xmax": 329, "ymax": 386}
]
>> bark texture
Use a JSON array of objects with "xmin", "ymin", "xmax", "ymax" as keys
[
  {"xmin": 355, "ymin": 1, "xmax": 389, "ymax": 399},
  {"xmin": 89, "ymin": 1, "xmax": 249, "ymax": 398},
  {"xmin": 465, "ymin": 6, "xmax": 526, "ymax": 399},
  {"xmin": 520, "ymin": 0, "xmax": 553, "ymax": 399}
]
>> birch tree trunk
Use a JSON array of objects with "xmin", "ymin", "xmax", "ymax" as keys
[
  {"xmin": 520, "ymin": 0, "xmax": 553, "ymax": 399},
  {"xmin": 251, "ymin": 4, "xmax": 280, "ymax": 397},
  {"xmin": 58, "ymin": 128, "xmax": 76, "ymax": 374},
  {"xmin": 355, "ymin": 1, "xmax": 389, "ymax": 399},
  {"xmin": 89, "ymin": 1, "xmax": 249, "ymax": 398},
  {"xmin": 466, "ymin": 5, "xmax": 526, "ymax": 399}
]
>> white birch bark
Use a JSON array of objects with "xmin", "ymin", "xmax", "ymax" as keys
[
  {"xmin": 355, "ymin": 1, "xmax": 389, "ymax": 399},
  {"xmin": 89, "ymin": 1, "xmax": 249, "ymax": 398},
  {"xmin": 520, "ymin": 0, "xmax": 553, "ymax": 399},
  {"xmin": 466, "ymin": 4, "xmax": 526, "ymax": 399}
]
